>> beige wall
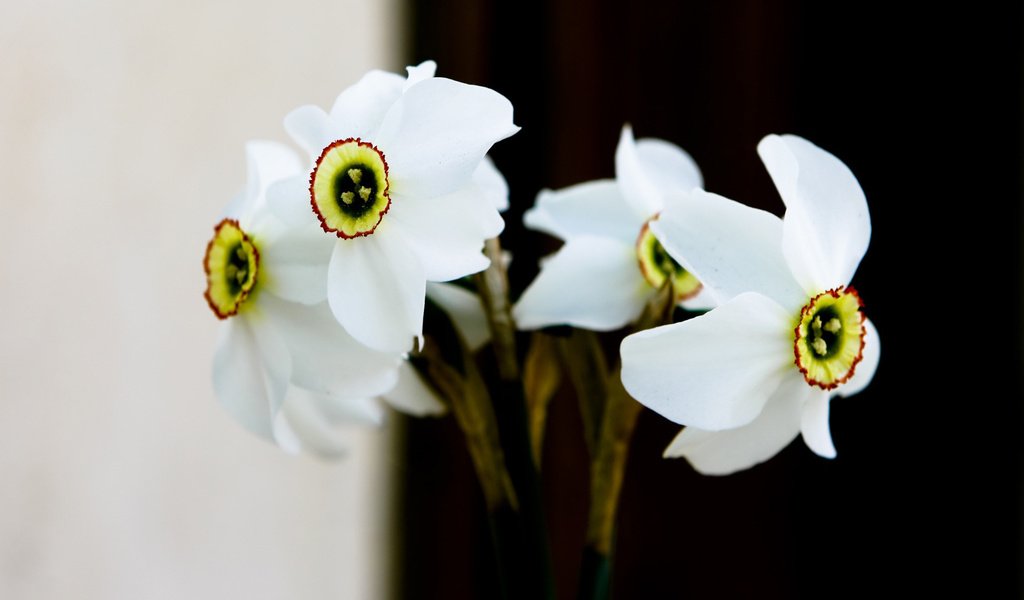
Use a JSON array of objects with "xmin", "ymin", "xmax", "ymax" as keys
[{"xmin": 0, "ymin": 1, "xmax": 405, "ymax": 598}]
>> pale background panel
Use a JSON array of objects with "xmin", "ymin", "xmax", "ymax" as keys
[{"xmin": 0, "ymin": 1, "xmax": 405, "ymax": 598}]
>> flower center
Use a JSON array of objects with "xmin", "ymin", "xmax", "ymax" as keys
[
  {"xmin": 310, "ymin": 138, "xmax": 390, "ymax": 239},
  {"xmin": 635, "ymin": 219, "xmax": 702, "ymax": 301},
  {"xmin": 793, "ymin": 286, "xmax": 866, "ymax": 390},
  {"xmin": 204, "ymin": 219, "xmax": 259, "ymax": 319}
]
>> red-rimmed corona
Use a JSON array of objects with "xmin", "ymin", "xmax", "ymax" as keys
[
  {"xmin": 204, "ymin": 219, "xmax": 260, "ymax": 319},
  {"xmin": 309, "ymin": 138, "xmax": 391, "ymax": 239},
  {"xmin": 793, "ymin": 286, "xmax": 866, "ymax": 390}
]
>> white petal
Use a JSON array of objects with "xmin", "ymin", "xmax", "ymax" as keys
[
  {"xmin": 620, "ymin": 292, "xmax": 793, "ymax": 430},
  {"xmin": 475, "ymin": 155, "xmax": 510, "ymax": 212},
  {"xmin": 388, "ymin": 185, "xmax": 502, "ymax": 282},
  {"xmin": 837, "ymin": 318, "xmax": 880, "ymax": 398},
  {"xmin": 259, "ymin": 221, "xmax": 333, "ymax": 305},
  {"xmin": 678, "ymin": 286, "xmax": 717, "ymax": 312},
  {"xmin": 374, "ymin": 78, "xmax": 518, "ymax": 200},
  {"xmin": 614, "ymin": 124, "xmax": 664, "ymax": 218},
  {"xmin": 513, "ymin": 236, "xmax": 650, "ymax": 331},
  {"xmin": 758, "ymin": 134, "xmax": 871, "ymax": 294},
  {"xmin": 246, "ymin": 140, "xmax": 303, "ymax": 201},
  {"xmin": 261, "ymin": 295, "xmax": 402, "ymax": 398},
  {"xmin": 221, "ymin": 191, "xmax": 247, "ymax": 222},
  {"xmin": 244, "ymin": 309, "xmax": 293, "ymax": 418},
  {"xmin": 266, "ymin": 174, "xmax": 316, "ymax": 229},
  {"xmin": 275, "ymin": 389, "xmax": 350, "ymax": 458},
  {"xmin": 662, "ymin": 374, "xmax": 810, "ymax": 475},
  {"xmin": 634, "ymin": 136, "xmax": 703, "ymax": 194},
  {"xmin": 652, "ymin": 189, "xmax": 807, "ymax": 311},
  {"xmin": 284, "ymin": 105, "xmax": 345, "ymax": 158},
  {"xmin": 381, "ymin": 361, "xmax": 446, "ymax": 417},
  {"xmin": 800, "ymin": 391, "xmax": 836, "ymax": 459},
  {"xmin": 276, "ymin": 388, "xmax": 387, "ymax": 459},
  {"xmin": 328, "ymin": 69, "xmax": 406, "ymax": 139},
  {"xmin": 327, "ymin": 231, "xmax": 425, "ymax": 353},
  {"xmin": 403, "ymin": 60, "xmax": 437, "ymax": 90},
  {"xmin": 211, "ymin": 320, "xmax": 275, "ymax": 440},
  {"xmin": 522, "ymin": 180, "xmax": 644, "ymax": 244},
  {"xmin": 426, "ymin": 282, "xmax": 491, "ymax": 352}
]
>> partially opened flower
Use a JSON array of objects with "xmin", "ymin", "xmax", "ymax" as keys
[
  {"xmin": 205, "ymin": 141, "xmax": 416, "ymax": 456},
  {"xmin": 269, "ymin": 61, "xmax": 517, "ymax": 353},
  {"xmin": 620, "ymin": 134, "xmax": 881, "ymax": 475},
  {"xmin": 513, "ymin": 125, "xmax": 714, "ymax": 332}
]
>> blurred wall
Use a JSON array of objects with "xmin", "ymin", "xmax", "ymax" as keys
[{"xmin": 0, "ymin": 1, "xmax": 405, "ymax": 598}]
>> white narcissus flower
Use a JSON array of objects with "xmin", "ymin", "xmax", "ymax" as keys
[
  {"xmin": 269, "ymin": 61, "xmax": 517, "ymax": 353},
  {"xmin": 513, "ymin": 125, "xmax": 714, "ymax": 332},
  {"xmin": 620, "ymin": 134, "xmax": 881, "ymax": 475},
  {"xmin": 205, "ymin": 141, "xmax": 444, "ymax": 458}
]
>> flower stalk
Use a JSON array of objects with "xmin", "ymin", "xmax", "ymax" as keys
[{"xmin": 579, "ymin": 282, "xmax": 675, "ymax": 600}]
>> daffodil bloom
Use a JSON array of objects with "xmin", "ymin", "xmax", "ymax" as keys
[
  {"xmin": 620, "ymin": 134, "xmax": 880, "ymax": 475},
  {"xmin": 269, "ymin": 61, "xmax": 517, "ymax": 353},
  {"xmin": 205, "ymin": 141, "xmax": 431, "ymax": 456},
  {"xmin": 513, "ymin": 125, "xmax": 714, "ymax": 331}
]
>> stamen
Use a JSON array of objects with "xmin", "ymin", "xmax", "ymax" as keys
[
  {"xmin": 812, "ymin": 338, "xmax": 828, "ymax": 356},
  {"xmin": 348, "ymin": 168, "xmax": 362, "ymax": 184},
  {"xmin": 358, "ymin": 186, "xmax": 371, "ymax": 201},
  {"xmin": 341, "ymin": 191, "xmax": 355, "ymax": 204},
  {"xmin": 824, "ymin": 318, "xmax": 842, "ymax": 333}
]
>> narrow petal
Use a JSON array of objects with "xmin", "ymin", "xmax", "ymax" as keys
[
  {"xmin": 211, "ymin": 320, "xmax": 274, "ymax": 439},
  {"xmin": 662, "ymin": 374, "xmax": 810, "ymax": 475},
  {"xmin": 328, "ymin": 69, "xmax": 406, "ymax": 139},
  {"xmin": 652, "ymin": 189, "xmax": 807, "ymax": 311},
  {"xmin": 266, "ymin": 174, "xmax": 316, "ymax": 229},
  {"xmin": 475, "ymin": 155, "xmax": 510, "ymax": 212},
  {"xmin": 634, "ymin": 137, "xmax": 703, "ymax": 194},
  {"xmin": 260, "ymin": 295, "xmax": 402, "ymax": 398},
  {"xmin": 284, "ymin": 105, "xmax": 345, "ymax": 158},
  {"xmin": 758, "ymin": 134, "xmax": 871, "ymax": 294},
  {"xmin": 514, "ymin": 236, "xmax": 650, "ymax": 331},
  {"xmin": 800, "ymin": 391, "xmax": 836, "ymax": 458},
  {"xmin": 381, "ymin": 362, "xmax": 446, "ymax": 417},
  {"xmin": 837, "ymin": 318, "xmax": 880, "ymax": 397},
  {"xmin": 620, "ymin": 292, "xmax": 793, "ymax": 430},
  {"xmin": 522, "ymin": 180, "xmax": 645, "ymax": 244},
  {"xmin": 388, "ymin": 185, "xmax": 502, "ymax": 282},
  {"xmin": 327, "ymin": 231, "xmax": 426, "ymax": 353},
  {"xmin": 374, "ymin": 78, "xmax": 518, "ymax": 200},
  {"xmin": 427, "ymin": 282, "xmax": 490, "ymax": 352},
  {"xmin": 614, "ymin": 124, "xmax": 664, "ymax": 218}
]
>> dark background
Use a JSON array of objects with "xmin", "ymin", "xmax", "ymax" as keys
[{"xmin": 396, "ymin": 2, "xmax": 1022, "ymax": 597}]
